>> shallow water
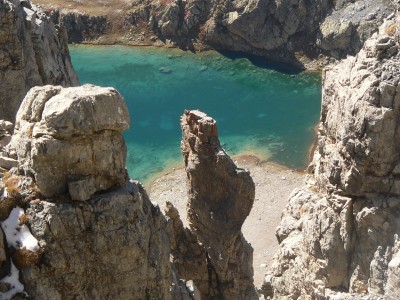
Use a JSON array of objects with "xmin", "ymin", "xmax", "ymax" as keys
[{"xmin": 70, "ymin": 45, "xmax": 321, "ymax": 183}]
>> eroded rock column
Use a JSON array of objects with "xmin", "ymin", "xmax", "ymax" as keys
[{"xmin": 180, "ymin": 109, "xmax": 257, "ymax": 299}]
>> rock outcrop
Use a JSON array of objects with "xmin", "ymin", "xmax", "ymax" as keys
[
  {"xmin": 37, "ymin": 0, "xmax": 394, "ymax": 67},
  {"xmin": 7, "ymin": 84, "xmax": 130, "ymax": 200},
  {"xmin": 0, "ymin": 84, "xmax": 195, "ymax": 300},
  {"xmin": 179, "ymin": 110, "xmax": 257, "ymax": 299},
  {"xmin": 269, "ymin": 13, "xmax": 400, "ymax": 299},
  {"xmin": 49, "ymin": 9, "xmax": 108, "ymax": 43},
  {"xmin": 0, "ymin": 0, "xmax": 79, "ymax": 122},
  {"xmin": 317, "ymin": 0, "xmax": 393, "ymax": 58}
]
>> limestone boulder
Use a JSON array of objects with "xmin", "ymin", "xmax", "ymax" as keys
[{"xmin": 8, "ymin": 84, "xmax": 130, "ymax": 199}]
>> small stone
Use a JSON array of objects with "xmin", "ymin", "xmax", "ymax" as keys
[{"xmin": 0, "ymin": 156, "xmax": 18, "ymax": 170}]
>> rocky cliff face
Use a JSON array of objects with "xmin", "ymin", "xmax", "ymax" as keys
[
  {"xmin": 36, "ymin": 0, "xmax": 394, "ymax": 67},
  {"xmin": 0, "ymin": 0, "xmax": 79, "ymax": 122},
  {"xmin": 49, "ymin": 9, "xmax": 108, "ymax": 44},
  {"xmin": 269, "ymin": 11, "xmax": 400, "ymax": 299}
]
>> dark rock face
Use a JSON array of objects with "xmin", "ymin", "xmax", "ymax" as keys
[
  {"xmin": 147, "ymin": 0, "xmax": 393, "ymax": 65},
  {"xmin": 180, "ymin": 110, "xmax": 256, "ymax": 299},
  {"xmin": 269, "ymin": 7, "xmax": 400, "ymax": 298},
  {"xmin": 0, "ymin": 0, "xmax": 79, "ymax": 122},
  {"xmin": 50, "ymin": 10, "xmax": 108, "ymax": 43}
]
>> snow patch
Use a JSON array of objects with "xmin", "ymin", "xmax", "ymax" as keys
[
  {"xmin": 0, "ymin": 188, "xmax": 7, "ymax": 200},
  {"xmin": 0, "ymin": 261, "xmax": 25, "ymax": 300},
  {"xmin": 1, "ymin": 207, "xmax": 39, "ymax": 251}
]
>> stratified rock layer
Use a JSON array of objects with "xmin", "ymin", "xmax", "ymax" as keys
[
  {"xmin": 8, "ymin": 84, "xmax": 130, "ymax": 199},
  {"xmin": 180, "ymin": 110, "xmax": 257, "ymax": 299},
  {"xmin": 0, "ymin": 0, "xmax": 79, "ymax": 122},
  {"xmin": 270, "ymin": 14, "xmax": 400, "ymax": 299}
]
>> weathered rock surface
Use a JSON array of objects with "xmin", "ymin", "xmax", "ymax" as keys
[
  {"xmin": 0, "ymin": 83, "xmax": 201, "ymax": 299},
  {"xmin": 7, "ymin": 84, "xmax": 130, "ymax": 199},
  {"xmin": 269, "ymin": 12, "xmax": 400, "ymax": 299},
  {"xmin": 40, "ymin": 0, "xmax": 395, "ymax": 67},
  {"xmin": 23, "ymin": 181, "xmax": 177, "ymax": 299},
  {"xmin": 0, "ymin": 0, "xmax": 79, "ymax": 122},
  {"xmin": 0, "ymin": 120, "xmax": 12, "ymax": 149},
  {"xmin": 180, "ymin": 110, "xmax": 257, "ymax": 299},
  {"xmin": 317, "ymin": 0, "xmax": 393, "ymax": 58}
]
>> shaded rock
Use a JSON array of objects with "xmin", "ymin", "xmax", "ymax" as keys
[
  {"xmin": 7, "ymin": 84, "xmax": 130, "ymax": 198},
  {"xmin": 23, "ymin": 182, "xmax": 178, "ymax": 299},
  {"xmin": 0, "ymin": 0, "xmax": 79, "ymax": 122},
  {"xmin": 67, "ymin": 177, "xmax": 97, "ymax": 201},
  {"xmin": 164, "ymin": 202, "xmax": 210, "ymax": 297},
  {"xmin": 50, "ymin": 9, "xmax": 108, "ymax": 43},
  {"xmin": 180, "ymin": 109, "xmax": 257, "ymax": 299}
]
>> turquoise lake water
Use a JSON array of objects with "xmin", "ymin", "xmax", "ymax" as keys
[{"xmin": 70, "ymin": 45, "xmax": 321, "ymax": 183}]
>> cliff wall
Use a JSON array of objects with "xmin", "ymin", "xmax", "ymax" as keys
[
  {"xmin": 35, "ymin": 0, "xmax": 393, "ymax": 67},
  {"xmin": 269, "ymin": 7, "xmax": 400, "ymax": 299},
  {"xmin": 0, "ymin": 0, "xmax": 79, "ymax": 122}
]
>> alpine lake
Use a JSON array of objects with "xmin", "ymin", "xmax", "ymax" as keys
[{"xmin": 70, "ymin": 45, "xmax": 321, "ymax": 184}]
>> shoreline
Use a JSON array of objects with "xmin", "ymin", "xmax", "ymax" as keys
[
  {"xmin": 69, "ymin": 43, "xmax": 326, "ymax": 73},
  {"xmin": 145, "ymin": 152, "xmax": 305, "ymax": 190}
]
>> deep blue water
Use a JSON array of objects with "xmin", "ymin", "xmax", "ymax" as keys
[{"xmin": 70, "ymin": 45, "xmax": 321, "ymax": 183}]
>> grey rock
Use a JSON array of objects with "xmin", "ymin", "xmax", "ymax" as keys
[
  {"xmin": 50, "ymin": 9, "xmax": 108, "ymax": 43},
  {"xmin": 0, "ymin": 0, "xmax": 79, "ymax": 122},
  {"xmin": 0, "ymin": 156, "xmax": 18, "ymax": 170},
  {"xmin": 271, "ymin": 15, "xmax": 400, "ymax": 298},
  {"xmin": 23, "ymin": 183, "xmax": 179, "ymax": 299},
  {"xmin": 7, "ymin": 84, "xmax": 130, "ymax": 198},
  {"xmin": 180, "ymin": 110, "xmax": 257, "ymax": 299},
  {"xmin": 67, "ymin": 177, "xmax": 97, "ymax": 201}
]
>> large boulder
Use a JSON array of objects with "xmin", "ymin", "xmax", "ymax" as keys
[{"xmin": 7, "ymin": 84, "xmax": 130, "ymax": 200}]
